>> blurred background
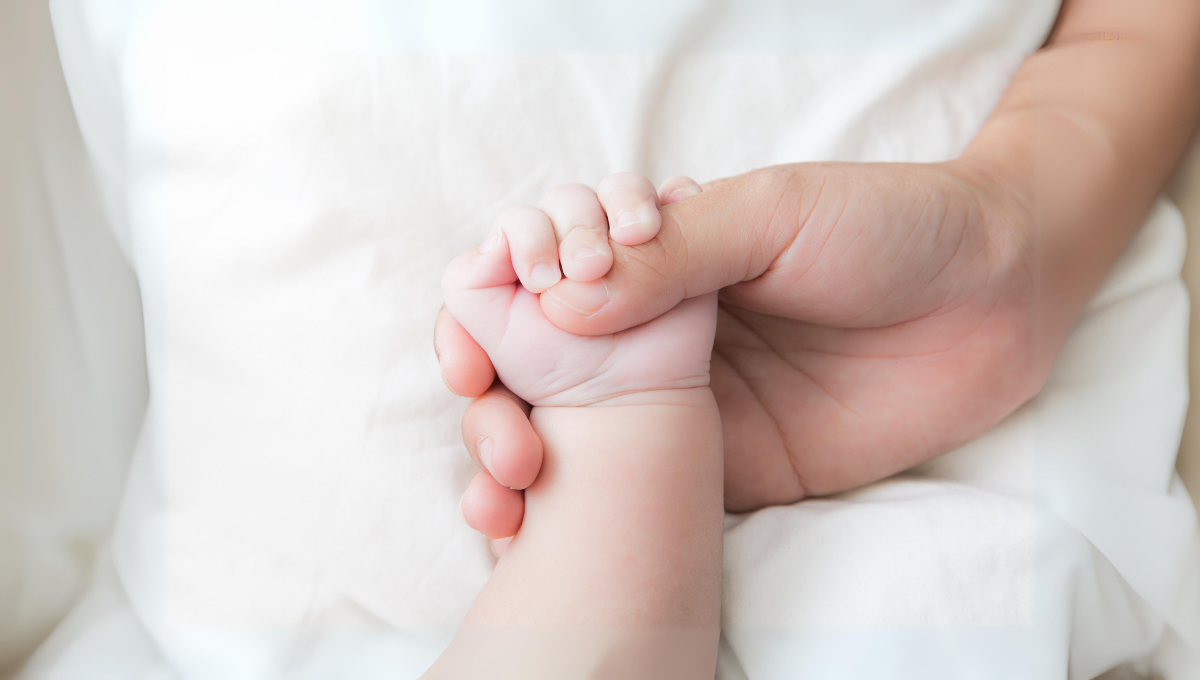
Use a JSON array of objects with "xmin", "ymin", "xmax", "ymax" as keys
[{"xmin": 2, "ymin": 0, "xmax": 1198, "ymax": 676}]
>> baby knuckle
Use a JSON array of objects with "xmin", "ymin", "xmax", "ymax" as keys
[
  {"xmin": 539, "ymin": 182, "xmax": 594, "ymax": 209},
  {"xmin": 598, "ymin": 171, "xmax": 651, "ymax": 195}
]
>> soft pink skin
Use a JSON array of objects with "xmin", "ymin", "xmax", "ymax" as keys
[
  {"xmin": 442, "ymin": 216, "xmax": 715, "ymax": 410},
  {"xmin": 440, "ymin": 176, "xmax": 702, "ymax": 538},
  {"xmin": 442, "ymin": 164, "xmax": 1035, "ymax": 537},
  {"xmin": 444, "ymin": 0, "xmax": 1200, "ymax": 541}
]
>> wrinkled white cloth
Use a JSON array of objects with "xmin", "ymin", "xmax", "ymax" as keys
[{"xmin": 8, "ymin": 0, "xmax": 1199, "ymax": 678}]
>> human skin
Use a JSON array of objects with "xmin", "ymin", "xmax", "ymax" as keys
[
  {"xmin": 424, "ymin": 225, "xmax": 723, "ymax": 678},
  {"xmin": 436, "ymin": 0, "xmax": 1200, "ymax": 532}
]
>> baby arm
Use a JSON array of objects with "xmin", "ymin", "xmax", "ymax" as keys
[
  {"xmin": 424, "ymin": 207, "xmax": 723, "ymax": 679},
  {"xmin": 430, "ymin": 393, "xmax": 723, "ymax": 679}
]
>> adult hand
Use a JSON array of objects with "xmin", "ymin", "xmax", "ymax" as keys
[
  {"xmin": 440, "ymin": 0, "xmax": 1200, "ymax": 538},
  {"xmin": 443, "ymin": 0, "xmax": 1200, "ymax": 534},
  {"xmin": 441, "ymin": 160, "xmax": 1041, "ymax": 535}
]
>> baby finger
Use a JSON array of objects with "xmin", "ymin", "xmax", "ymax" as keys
[
  {"xmin": 495, "ymin": 204, "xmax": 562, "ymax": 294},
  {"xmin": 540, "ymin": 182, "xmax": 613, "ymax": 282},
  {"xmin": 597, "ymin": 172, "xmax": 661, "ymax": 246}
]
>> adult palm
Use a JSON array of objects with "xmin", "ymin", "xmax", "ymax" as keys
[{"xmin": 540, "ymin": 161, "xmax": 1039, "ymax": 510}]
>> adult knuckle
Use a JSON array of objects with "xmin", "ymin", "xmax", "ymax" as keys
[{"xmin": 617, "ymin": 236, "xmax": 682, "ymax": 286}]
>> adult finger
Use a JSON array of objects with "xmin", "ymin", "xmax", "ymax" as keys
[
  {"xmin": 541, "ymin": 166, "xmax": 804, "ymax": 336},
  {"xmin": 434, "ymin": 305, "xmax": 495, "ymax": 398},
  {"xmin": 540, "ymin": 183, "xmax": 613, "ymax": 282},
  {"xmin": 461, "ymin": 471, "xmax": 524, "ymax": 539},
  {"xmin": 597, "ymin": 172, "xmax": 661, "ymax": 246},
  {"xmin": 462, "ymin": 381, "xmax": 542, "ymax": 490}
]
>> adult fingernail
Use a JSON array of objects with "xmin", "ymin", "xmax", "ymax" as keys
[
  {"xmin": 478, "ymin": 436, "xmax": 495, "ymax": 475},
  {"xmin": 528, "ymin": 263, "xmax": 561, "ymax": 291},
  {"xmin": 544, "ymin": 279, "xmax": 610, "ymax": 316},
  {"xmin": 478, "ymin": 230, "xmax": 500, "ymax": 254}
]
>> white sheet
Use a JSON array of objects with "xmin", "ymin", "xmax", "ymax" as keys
[{"xmin": 8, "ymin": 0, "xmax": 1199, "ymax": 677}]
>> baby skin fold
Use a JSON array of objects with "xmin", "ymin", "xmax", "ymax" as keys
[{"xmin": 425, "ymin": 217, "xmax": 723, "ymax": 678}]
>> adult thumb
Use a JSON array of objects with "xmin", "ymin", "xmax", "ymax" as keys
[{"xmin": 539, "ymin": 167, "xmax": 802, "ymax": 336}]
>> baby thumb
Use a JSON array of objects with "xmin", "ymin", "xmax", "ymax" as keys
[{"xmin": 539, "ymin": 168, "xmax": 800, "ymax": 336}]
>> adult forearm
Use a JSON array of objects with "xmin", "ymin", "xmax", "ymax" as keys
[{"xmin": 964, "ymin": 0, "xmax": 1200, "ymax": 363}]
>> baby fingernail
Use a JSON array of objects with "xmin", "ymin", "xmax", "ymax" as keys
[
  {"xmin": 478, "ymin": 436, "xmax": 495, "ymax": 475},
  {"xmin": 544, "ymin": 279, "xmax": 610, "ymax": 316},
  {"xmin": 478, "ymin": 230, "xmax": 500, "ymax": 254},
  {"xmin": 573, "ymin": 247, "xmax": 602, "ymax": 260},
  {"xmin": 615, "ymin": 210, "xmax": 641, "ymax": 233},
  {"xmin": 529, "ymin": 263, "xmax": 561, "ymax": 291},
  {"xmin": 668, "ymin": 187, "xmax": 698, "ymax": 202},
  {"xmin": 491, "ymin": 536, "xmax": 513, "ymax": 557}
]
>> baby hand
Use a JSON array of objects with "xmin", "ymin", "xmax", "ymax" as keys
[{"xmin": 442, "ymin": 181, "xmax": 717, "ymax": 407}]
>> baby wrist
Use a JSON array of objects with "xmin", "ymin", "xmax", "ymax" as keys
[{"xmin": 583, "ymin": 386, "xmax": 716, "ymax": 409}]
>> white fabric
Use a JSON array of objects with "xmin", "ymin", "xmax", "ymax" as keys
[{"xmin": 8, "ymin": 0, "xmax": 1199, "ymax": 677}]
